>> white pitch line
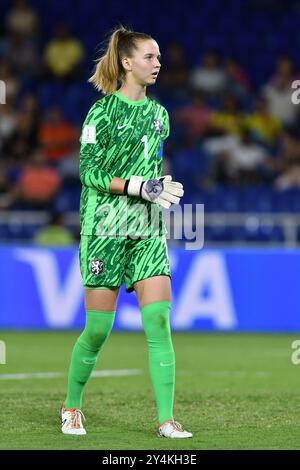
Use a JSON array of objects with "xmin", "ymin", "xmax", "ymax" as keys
[
  {"xmin": 0, "ymin": 372, "xmax": 63, "ymax": 380},
  {"xmin": 91, "ymin": 369, "xmax": 141, "ymax": 378},
  {"xmin": 0, "ymin": 369, "xmax": 142, "ymax": 381},
  {"xmin": 208, "ymin": 370, "xmax": 272, "ymax": 378}
]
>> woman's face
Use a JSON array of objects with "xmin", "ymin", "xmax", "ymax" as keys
[{"xmin": 122, "ymin": 39, "xmax": 161, "ymax": 86}]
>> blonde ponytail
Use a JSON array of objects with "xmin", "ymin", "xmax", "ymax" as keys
[{"xmin": 88, "ymin": 26, "xmax": 152, "ymax": 95}]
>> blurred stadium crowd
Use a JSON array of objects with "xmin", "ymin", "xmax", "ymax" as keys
[{"xmin": 0, "ymin": 0, "xmax": 300, "ymax": 244}]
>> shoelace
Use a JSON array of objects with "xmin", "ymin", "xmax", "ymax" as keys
[
  {"xmin": 69, "ymin": 409, "xmax": 85, "ymax": 429},
  {"xmin": 173, "ymin": 420, "xmax": 184, "ymax": 432},
  {"xmin": 158, "ymin": 419, "xmax": 184, "ymax": 433}
]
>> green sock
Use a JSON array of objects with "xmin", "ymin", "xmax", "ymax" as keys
[
  {"xmin": 141, "ymin": 301, "xmax": 175, "ymax": 424},
  {"xmin": 65, "ymin": 310, "xmax": 115, "ymax": 409}
]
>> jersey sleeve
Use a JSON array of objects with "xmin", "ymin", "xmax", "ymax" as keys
[{"xmin": 79, "ymin": 101, "xmax": 114, "ymax": 193}]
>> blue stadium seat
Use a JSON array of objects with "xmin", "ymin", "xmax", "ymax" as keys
[{"xmin": 53, "ymin": 185, "xmax": 81, "ymax": 212}]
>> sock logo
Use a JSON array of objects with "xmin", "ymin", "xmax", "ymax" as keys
[
  {"xmin": 83, "ymin": 358, "xmax": 96, "ymax": 365},
  {"xmin": 160, "ymin": 362, "xmax": 175, "ymax": 367}
]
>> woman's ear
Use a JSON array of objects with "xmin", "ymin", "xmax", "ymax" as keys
[{"xmin": 121, "ymin": 56, "xmax": 132, "ymax": 72}]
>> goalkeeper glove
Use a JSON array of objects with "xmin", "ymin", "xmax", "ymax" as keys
[{"xmin": 124, "ymin": 175, "xmax": 184, "ymax": 209}]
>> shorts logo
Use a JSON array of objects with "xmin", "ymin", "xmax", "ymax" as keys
[
  {"xmin": 153, "ymin": 119, "xmax": 163, "ymax": 135},
  {"xmin": 89, "ymin": 259, "xmax": 104, "ymax": 276}
]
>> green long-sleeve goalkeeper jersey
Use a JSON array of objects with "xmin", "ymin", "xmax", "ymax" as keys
[{"xmin": 79, "ymin": 90, "xmax": 170, "ymax": 238}]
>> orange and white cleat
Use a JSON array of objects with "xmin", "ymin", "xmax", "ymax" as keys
[
  {"xmin": 156, "ymin": 419, "xmax": 193, "ymax": 438},
  {"xmin": 60, "ymin": 402, "xmax": 86, "ymax": 435}
]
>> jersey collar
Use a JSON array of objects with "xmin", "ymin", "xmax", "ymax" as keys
[{"xmin": 114, "ymin": 91, "xmax": 148, "ymax": 106}]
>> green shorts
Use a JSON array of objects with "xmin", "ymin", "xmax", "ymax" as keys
[{"xmin": 79, "ymin": 235, "xmax": 171, "ymax": 293}]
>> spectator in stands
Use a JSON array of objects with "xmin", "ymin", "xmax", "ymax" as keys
[
  {"xmin": 263, "ymin": 56, "xmax": 298, "ymax": 126},
  {"xmin": 0, "ymin": 148, "xmax": 61, "ymax": 209},
  {"xmin": 190, "ymin": 51, "xmax": 226, "ymax": 95},
  {"xmin": 39, "ymin": 105, "xmax": 78, "ymax": 164},
  {"xmin": 224, "ymin": 56, "xmax": 250, "ymax": 98},
  {"xmin": 5, "ymin": 0, "xmax": 39, "ymax": 39},
  {"xmin": 274, "ymin": 166, "xmax": 300, "ymax": 190},
  {"xmin": 274, "ymin": 128, "xmax": 300, "ymax": 189},
  {"xmin": 210, "ymin": 94, "xmax": 243, "ymax": 136},
  {"xmin": 0, "ymin": 59, "xmax": 20, "ymax": 105},
  {"xmin": 244, "ymin": 96, "xmax": 282, "ymax": 147},
  {"xmin": 20, "ymin": 93, "xmax": 40, "ymax": 135},
  {"xmin": 269, "ymin": 55, "xmax": 295, "ymax": 84},
  {"xmin": 34, "ymin": 212, "xmax": 76, "ymax": 246},
  {"xmin": 44, "ymin": 23, "xmax": 85, "ymax": 81},
  {"xmin": 0, "ymin": 104, "xmax": 17, "ymax": 152},
  {"xmin": 58, "ymin": 145, "xmax": 80, "ymax": 182},
  {"xmin": 2, "ymin": 112, "xmax": 38, "ymax": 164},
  {"xmin": 0, "ymin": 162, "xmax": 12, "ymax": 198},
  {"xmin": 172, "ymin": 91, "xmax": 213, "ymax": 143},
  {"xmin": 3, "ymin": 32, "xmax": 39, "ymax": 77},
  {"xmin": 157, "ymin": 42, "xmax": 189, "ymax": 100},
  {"xmin": 208, "ymin": 126, "xmax": 273, "ymax": 185}
]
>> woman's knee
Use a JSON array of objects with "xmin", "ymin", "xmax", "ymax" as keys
[
  {"xmin": 86, "ymin": 328, "xmax": 110, "ymax": 350},
  {"xmin": 134, "ymin": 276, "xmax": 171, "ymax": 309},
  {"xmin": 79, "ymin": 309, "xmax": 116, "ymax": 351}
]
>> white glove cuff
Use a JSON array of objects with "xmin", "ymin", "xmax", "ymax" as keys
[{"xmin": 127, "ymin": 175, "xmax": 144, "ymax": 197}]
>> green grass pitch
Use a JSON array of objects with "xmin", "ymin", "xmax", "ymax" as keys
[{"xmin": 0, "ymin": 331, "xmax": 300, "ymax": 450}]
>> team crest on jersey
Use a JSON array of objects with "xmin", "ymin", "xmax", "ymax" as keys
[
  {"xmin": 89, "ymin": 259, "xmax": 105, "ymax": 276},
  {"xmin": 153, "ymin": 119, "xmax": 163, "ymax": 135}
]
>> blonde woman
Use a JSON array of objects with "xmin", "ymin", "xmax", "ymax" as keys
[{"xmin": 60, "ymin": 26, "xmax": 192, "ymax": 439}]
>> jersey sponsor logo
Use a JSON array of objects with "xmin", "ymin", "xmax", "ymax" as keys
[
  {"xmin": 160, "ymin": 362, "xmax": 175, "ymax": 367},
  {"xmin": 89, "ymin": 259, "xmax": 105, "ymax": 276},
  {"xmin": 82, "ymin": 125, "xmax": 96, "ymax": 143},
  {"xmin": 117, "ymin": 123, "xmax": 128, "ymax": 129},
  {"xmin": 153, "ymin": 119, "xmax": 163, "ymax": 135}
]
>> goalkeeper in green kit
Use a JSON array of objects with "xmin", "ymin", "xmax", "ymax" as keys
[{"xmin": 60, "ymin": 26, "xmax": 192, "ymax": 439}]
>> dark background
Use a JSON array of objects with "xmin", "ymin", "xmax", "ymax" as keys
[{"xmin": 0, "ymin": 0, "xmax": 299, "ymax": 245}]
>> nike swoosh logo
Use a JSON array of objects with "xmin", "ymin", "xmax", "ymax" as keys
[
  {"xmin": 83, "ymin": 359, "xmax": 96, "ymax": 365},
  {"xmin": 117, "ymin": 124, "xmax": 128, "ymax": 129},
  {"xmin": 160, "ymin": 362, "xmax": 175, "ymax": 367}
]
